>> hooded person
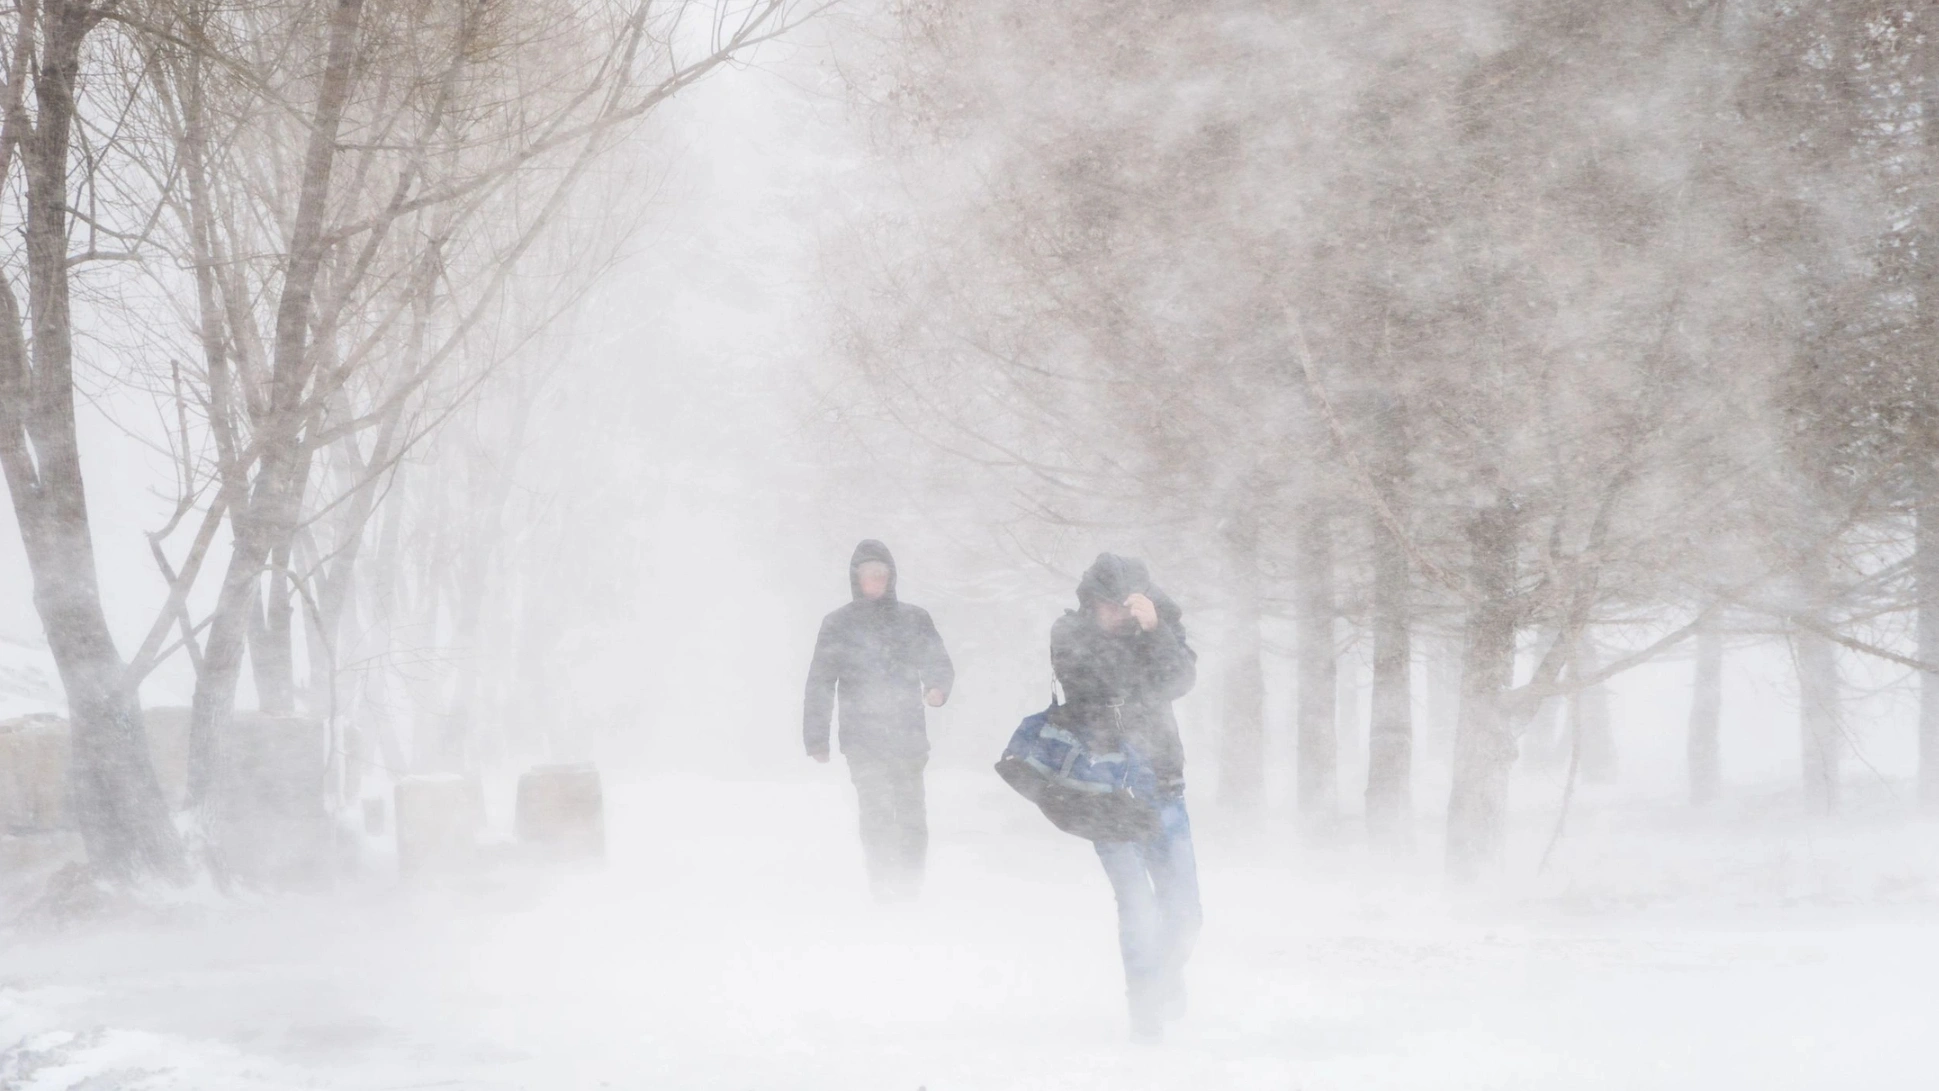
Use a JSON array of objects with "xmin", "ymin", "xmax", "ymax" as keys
[
  {"xmin": 803, "ymin": 540, "xmax": 955, "ymax": 900},
  {"xmin": 1050, "ymin": 552, "xmax": 1201, "ymax": 1043}
]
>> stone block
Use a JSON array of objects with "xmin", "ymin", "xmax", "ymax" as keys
[
  {"xmin": 395, "ymin": 774, "xmax": 478, "ymax": 877},
  {"xmin": 0, "ymin": 715, "xmax": 69, "ymax": 833},
  {"xmin": 515, "ymin": 763, "xmax": 604, "ymax": 861}
]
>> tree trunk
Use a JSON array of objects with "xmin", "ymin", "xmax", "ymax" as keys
[
  {"xmin": 1218, "ymin": 507, "xmax": 1266, "ymax": 813},
  {"xmin": 189, "ymin": 542, "xmax": 267, "ymax": 803},
  {"xmin": 1424, "ymin": 634, "xmax": 1461, "ymax": 762},
  {"xmin": 445, "ymin": 542, "xmax": 488, "ymax": 774},
  {"xmin": 1572, "ymin": 632, "xmax": 1616, "ymax": 785},
  {"xmin": 0, "ymin": 1, "xmax": 183, "ymax": 879},
  {"xmin": 1519, "ymin": 625, "xmax": 1564, "ymax": 771},
  {"xmin": 1365, "ymin": 499, "xmax": 1412, "ymax": 839},
  {"xmin": 1294, "ymin": 505, "xmax": 1337, "ymax": 823},
  {"xmin": 511, "ymin": 515, "xmax": 570, "ymax": 761},
  {"xmin": 408, "ymin": 475, "xmax": 462, "ymax": 772},
  {"xmin": 1792, "ymin": 549, "xmax": 1841, "ymax": 814},
  {"xmin": 358, "ymin": 487, "xmax": 412, "ymax": 779},
  {"xmin": 254, "ymin": 539, "xmax": 300, "ymax": 714},
  {"xmin": 1920, "ymin": 485, "xmax": 1939, "ymax": 809},
  {"xmin": 186, "ymin": 0, "xmax": 367, "ymax": 802},
  {"xmin": 1336, "ymin": 643, "xmax": 1365, "ymax": 773},
  {"xmin": 1687, "ymin": 626, "xmax": 1723, "ymax": 806},
  {"xmin": 1796, "ymin": 628, "xmax": 1841, "ymax": 815},
  {"xmin": 1525, "ymin": 693, "xmax": 1564, "ymax": 770},
  {"xmin": 249, "ymin": 406, "xmax": 320, "ymax": 719},
  {"xmin": 441, "ymin": 397, "xmax": 535, "ymax": 772},
  {"xmin": 245, "ymin": 578, "xmax": 276, "ymax": 712},
  {"xmin": 1445, "ymin": 495, "xmax": 1518, "ymax": 882},
  {"xmin": 307, "ymin": 412, "xmax": 405, "ymax": 714}
]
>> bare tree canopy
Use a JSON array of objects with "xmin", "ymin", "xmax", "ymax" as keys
[{"xmin": 0, "ymin": 0, "xmax": 1933, "ymax": 1083}]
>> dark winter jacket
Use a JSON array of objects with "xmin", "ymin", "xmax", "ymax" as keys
[
  {"xmin": 1051, "ymin": 553, "xmax": 1197, "ymax": 795},
  {"xmin": 803, "ymin": 541, "xmax": 956, "ymax": 759}
]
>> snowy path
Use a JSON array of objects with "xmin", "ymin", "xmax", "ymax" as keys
[{"xmin": 0, "ymin": 770, "xmax": 1932, "ymax": 1090}]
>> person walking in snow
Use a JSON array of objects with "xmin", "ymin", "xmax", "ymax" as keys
[
  {"xmin": 803, "ymin": 540, "xmax": 955, "ymax": 900},
  {"xmin": 1051, "ymin": 553, "xmax": 1201, "ymax": 1043}
]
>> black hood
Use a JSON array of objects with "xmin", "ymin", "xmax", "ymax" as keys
[
  {"xmin": 1076, "ymin": 552, "xmax": 1181, "ymax": 623},
  {"xmin": 849, "ymin": 539, "xmax": 898, "ymax": 602},
  {"xmin": 1077, "ymin": 553, "xmax": 1148, "ymax": 606}
]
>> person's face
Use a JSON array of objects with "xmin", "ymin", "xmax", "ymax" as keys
[
  {"xmin": 1092, "ymin": 597, "xmax": 1135, "ymax": 633},
  {"xmin": 857, "ymin": 561, "xmax": 891, "ymax": 600}
]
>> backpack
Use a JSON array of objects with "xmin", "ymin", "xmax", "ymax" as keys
[{"xmin": 994, "ymin": 697, "xmax": 1161, "ymax": 843}]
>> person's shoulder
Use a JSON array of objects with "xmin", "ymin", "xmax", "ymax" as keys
[
  {"xmin": 821, "ymin": 602, "xmax": 861, "ymax": 626},
  {"xmin": 1050, "ymin": 609, "xmax": 1085, "ymax": 640}
]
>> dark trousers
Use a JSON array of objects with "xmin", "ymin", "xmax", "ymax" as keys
[{"xmin": 845, "ymin": 751, "xmax": 928, "ymax": 898}]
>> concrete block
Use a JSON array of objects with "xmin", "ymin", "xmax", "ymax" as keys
[
  {"xmin": 515, "ymin": 763, "xmax": 604, "ymax": 861},
  {"xmin": 0, "ymin": 715, "xmax": 69, "ymax": 832}
]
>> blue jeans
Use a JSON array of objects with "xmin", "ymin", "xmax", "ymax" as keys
[{"xmin": 1094, "ymin": 797, "xmax": 1201, "ymax": 1008}]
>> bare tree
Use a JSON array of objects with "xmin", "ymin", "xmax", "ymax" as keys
[
  {"xmin": 121, "ymin": 0, "xmax": 820, "ymax": 811},
  {"xmin": 1687, "ymin": 626, "xmax": 1723, "ymax": 806},
  {"xmin": 0, "ymin": 0, "xmax": 185, "ymax": 880}
]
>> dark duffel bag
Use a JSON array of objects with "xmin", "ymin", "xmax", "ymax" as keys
[{"xmin": 994, "ymin": 703, "xmax": 1160, "ymax": 843}]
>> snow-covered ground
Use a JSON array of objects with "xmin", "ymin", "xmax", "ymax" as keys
[{"xmin": 1, "ymin": 767, "xmax": 1933, "ymax": 1090}]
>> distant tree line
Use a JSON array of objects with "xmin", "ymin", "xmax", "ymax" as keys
[{"xmin": 825, "ymin": 0, "xmax": 1939, "ymax": 878}]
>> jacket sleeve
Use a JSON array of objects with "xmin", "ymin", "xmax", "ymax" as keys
[
  {"xmin": 803, "ymin": 615, "xmax": 840, "ymax": 757},
  {"xmin": 916, "ymin": 608, "xmax": 955, "ymax": 700},
  {"xmin": 1142, "ymin": 618, "xmax": 1198, "ymax": 701}
]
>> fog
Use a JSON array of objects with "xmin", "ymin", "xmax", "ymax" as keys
[{"xmin": 1, "ymin": 1, "xmax": 1935, "ymax": 1087}]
